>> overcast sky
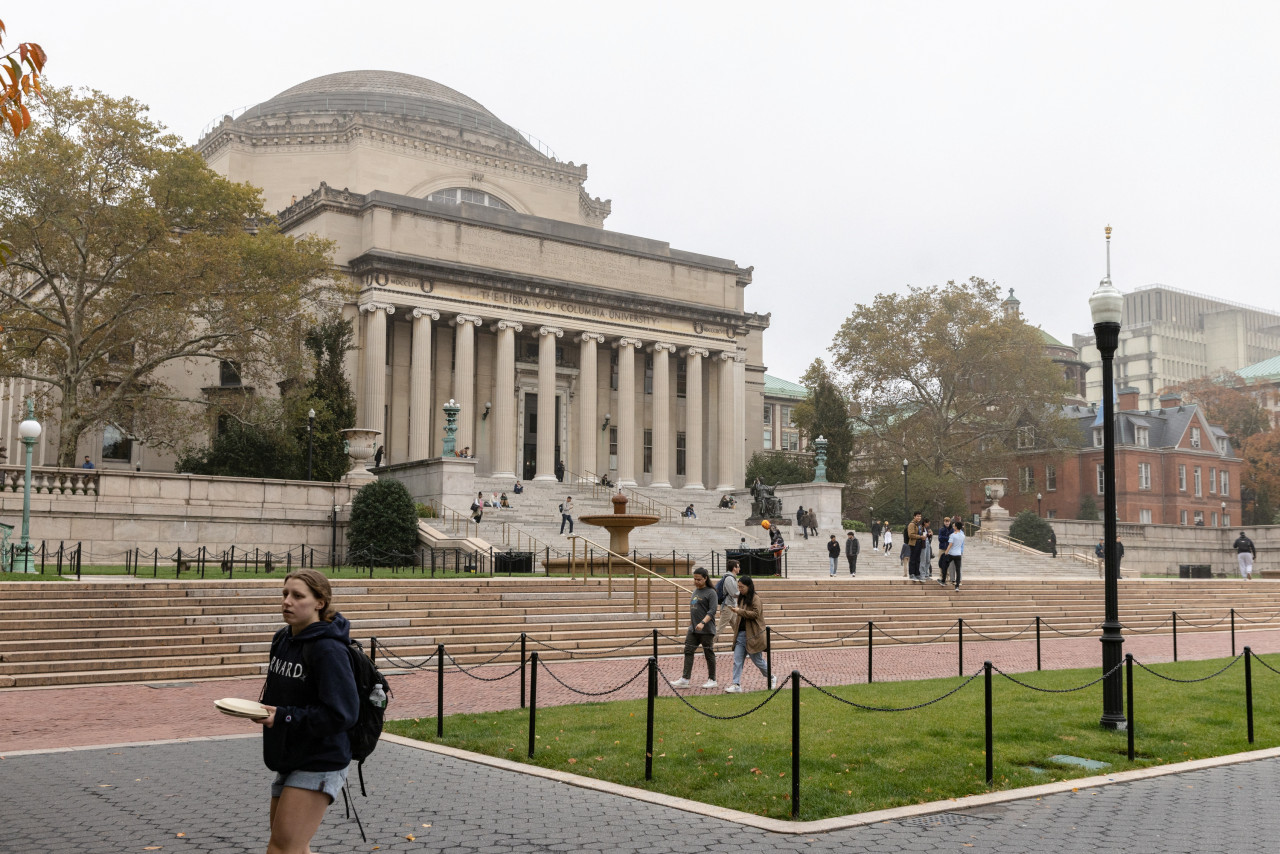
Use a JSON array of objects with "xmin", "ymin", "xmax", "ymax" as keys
[{"xmin": 12, "ymin": 1, "xmax": 1280, "ymax": 381}]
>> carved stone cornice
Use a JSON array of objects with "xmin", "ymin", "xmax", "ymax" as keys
[
  {"xmin": 411, "ymin": 307, "xmax": 440, "ymax": 321},
  {"xmin": 455, "ymin": 314, "xmax": 483, "ymax": 327},
  {"xmin": 577, "ymin": 332, "xmax": 607, "ymax": 345},
  {"xmin": 492, "ymin": 319, "xmax": 523, "ymax": 333},
  {"xmin": 539, "ymin": 326, "xmax": 564, "ymax": 338}
]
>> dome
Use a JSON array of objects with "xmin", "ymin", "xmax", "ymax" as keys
[{"xmin": 232, "ymin": 70, "xmax": 534, "ymax": 151}]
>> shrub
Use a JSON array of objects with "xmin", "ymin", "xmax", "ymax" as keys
[
  {"xmin": 1009, "ymin": 510, "xmax": 1055, "ymax": 553},
  {"xmin": 415, "ymin": 502, "xmax": 439, "ymax": 519},
  {"xmin": 745, "ymin": 451, "xmax": 813, "ymax": 487},
  {"xmin": 1077, "ymin": 494, "xmax": 1100, "ymax": 521},
  {"xmin": 842, "ymin": 519, "xmax": 869, "ymax": 532},
  {"xmin": 347, "ymin": 479, "xmax": 419, "ymax": 566}
]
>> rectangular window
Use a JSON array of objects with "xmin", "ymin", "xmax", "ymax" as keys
[
  {"xmin": 763, "ymin": 427, "xmax": 773, "ymax": 448},
  {"xmin": 1045, "ymin": 465, "xmax": 1057, "ymax": 492},
  {"xmin": 1138, "ymin": 462, "xmax": 1151, "ymax": 490},
  {"xmin": 1019, "ymin": 466, "xmax": 1035, "ymax": 493},
  {"xmin": 1097, "ymin": 463, "xmax": 1105, "ymax": 495},
  {"xmin": 1190, "ymin": 426, "xmax": 1201, "ymax": 448},
  {"xmin": 676, "ymin": 433, "xmax": 686, "ymax": 476},
  {"xmin": 219, "ymin": 360, "xmax": 242, "ymax": 387},
  {"xmin": 1194, "ymin": 467, "xmax": 1202, "ymax": 497},
  {"xmin": 1194, "ymin": 510, "xmax": 1204, "ymax": 525},
  {"xmin": 1016, "ymin": 426, "xmax": 1034, "ymax": 449},
  {"xmin": 102, "ymin": 424, "xmax": 132, "ymax": 462},
  {"xmin": 1140, "ymin": 509, "xmax": 1152, "ymax": 524},
  {"xmin": 1135, "ymin": 426, "xmax": 1149, "ymax": 447},
  {"xmin": 643, "ymin": 429, "xmax": 652, "ymax": 474},
  {"xmin": 643, "ymin": 355, "xmax": 653, "ymax": 395},
  {"xmin": 1223, "ymin": 513, "xmax": 1231, "ymax": 527},
  {"xmin": 608, "ymin": 426, "xmax": 618, "ymax": 470},
  {"xmin": 1180, "ymin": 510, "xmax": 1188, "ymax": 525},
  {"xmin": 1209, "ymin": 467, "xmax": 1217, "ymax": 493},
  {"xmin": 676, "ymin": 359, "xmax": 687, "ymax": 398},
  {"xmin": 781, "ymin": 405, "xmax": 794, "ymax": 427},
  {"xmin": 1221, "ymin": 471, "xmax": 1229, "ymax": 496},
  {"xmin": 1047, "ymin": 509, "xmax": 1057, "ymax": 519},
  {"xmin": 762, "ymin": 404, "xmax": 772, "ymax": 425},
  {"xmin": 609, "ymin": 352, "xmax": 618, "ymax": 390},
  {"xmin": 1178, "ymin": 464, "xmax": 1186, "ymax": 491},
  {"xmin": 782, "ymin": 430, "xmax": 800, "ymax": 452},
  {"xmin": 1093, "ymin": 427, "xmax": 1104, "ymax": 447},
  {"xmin": 1212, "ymin": 512, "xmax": 1220, "ymax": 526}
]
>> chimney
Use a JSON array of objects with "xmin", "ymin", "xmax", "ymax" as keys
[
  {"xmin": 1118, "ymin": 387, "xmax": 1140, "ymax": 411},
  {"xmin": 1159, "ymin": 392, "xmax": 1183, "ymax": 409}
]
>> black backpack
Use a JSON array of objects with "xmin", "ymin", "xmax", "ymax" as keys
[
  {"xmin": 303, "ymin": 637, "xmax": 391, "ymax": 796},
  {"xmin": 715, "ymin": 575, "xmax": 728, "ymax": 605}
]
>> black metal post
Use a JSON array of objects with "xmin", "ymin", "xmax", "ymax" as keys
[
  {"xmin": 1172, "ymin": 611, "xmax": 1178, "ymax": 662},
  {"xmin": 528, "ymin": 651, "xmax": 539, "ymax": 758},
  {"xmin": 791, "ymin": 670, "xmax": 800, "ymax": 818},
  {"xmin": 1126, "ymin": 653, "xmax": 1134, "ymax": 760},
  {"xmin": 371, "ymin": 637, "xmax": 379, "ymax": 669},
  {"xmin": 1231, "ymin": 608, "xmax": 1236, "ymax": 656},
  {"xmin": 958, "ymin": 618, "xmax": 964, "ymax": 677},
  {"xmin": 645, "ymin": 656, "xmax": 656, "ymax": 781},
  {"xmin": 436, "ymin": 643, "xmax": 445, "ymax": 738},
  {"xmin": 330, "ymin": 504, "xmax": 337, "ymax": 569},
  {"xmin": 1095, "ymin": 308, "xmax": 1127, "ymax": 730},
  {"xmin": 1245, "ymin": 646, "xmax": 1254, "ymax": 744},
  {"xmin": 1036, "ymin": 616, "xmax": 1042, "ymax": 671},
  {"xmin": 902, "ymin": 459, "xmax": 909, "ymax": 521},
  {"xmin": 176, "ymin": 547, "xmax": 183, "ymax": 577},
  {"xmin": 867, "ymin": 620, "xmax": 874, "ymax": 684},
  {"xmin": 652, "ymin": 628, "xmax": 659, "ymax": 661},
  {"xmin": 984, "ymin": 661, "xmax": 993, "ymax": 784},
  {"xmin": 306, "ymin": 410, "xmax": 315, "ymax": 481},
  {"xmin": 520, "ymin": 632, "xmax": 527, "ymax": 709},
  {"xmin": 766, "ymin": 626, "xmax": 773, "ymax": 688}
]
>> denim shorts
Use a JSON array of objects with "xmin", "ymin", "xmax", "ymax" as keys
[{"xmin": 271, "ymin": 767, "xmax": 349, "ymax": 803}]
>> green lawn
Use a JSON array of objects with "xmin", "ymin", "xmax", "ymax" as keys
[{"xmin": 387, "ymin": 655, "xmax": 1280, "ymax": 820}]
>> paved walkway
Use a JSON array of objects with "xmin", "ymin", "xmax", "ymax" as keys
[{"xmin": 7, "ymin": 626, "xmax": 1280, "ymax": 852}]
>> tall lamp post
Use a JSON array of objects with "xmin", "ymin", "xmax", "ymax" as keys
[
  {"xmin": 902, "ymin": 458, "xmax": 909, "ymax": 520},
  {"xmin": 1090, "ymin": 229, "xmax": 1126, "ymax": 730},
  {"xmin": 1037, "ymin": 492, "xmax": 1043, "ymax": 517},
  {"xmin": 17, "ymin": 400, "xmax": 42, "ymax": 573},
  {"xmin": 1221, "ymin": 500, "xmax": 1227, "ymax": 527},
  {"xmin": 307, "ymin": 408, "xmax": 316, "ymax": 481}
]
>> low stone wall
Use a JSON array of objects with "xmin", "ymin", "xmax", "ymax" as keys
[
  {"xmin": 1048, "ymin": 518, "xmax": 1277, "ymax": 577},
  {"xmin": 0, "ymin": 467, "xmax": 358, "ymax": 563}
]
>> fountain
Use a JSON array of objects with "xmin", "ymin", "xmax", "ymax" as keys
[{"xmin": 544, "ymin": 492, "xmax": 693, "ymax": 576}]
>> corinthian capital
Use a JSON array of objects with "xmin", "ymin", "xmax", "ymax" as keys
[
  {"xmin": 455, "ymin": 314, "xmax": 483, "ymax": 327},
  {"xmin": 539, "ymin": 326, "xmax": 564, "ymax": 338},
  {"xmin": 412, "ymin": 307, "xmax": 440, "ymax": 321}
]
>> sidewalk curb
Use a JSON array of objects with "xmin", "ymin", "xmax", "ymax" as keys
[{"xmin": 381, "ymin": 733, "xmax": 1280, "ymax": 834}]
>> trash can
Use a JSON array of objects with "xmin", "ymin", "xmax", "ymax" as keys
[
  {"xmin": 1178, "ymin": 564, "xmax": 1212, "ymax": 579},
  {"xmin": 495, "ymin": 550, "xmax": 535, "ymax": 574},
  {"xmin": 726, "ymin": 548, "xmax": 782, "ymax": 577}
]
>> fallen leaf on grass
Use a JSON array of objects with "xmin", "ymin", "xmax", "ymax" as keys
[{"xmin": 567, "ymin": 758, "xmax": 577, "ymax": 764}]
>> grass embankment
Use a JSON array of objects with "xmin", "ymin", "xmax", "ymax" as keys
[{"xmin": 387, "ymin": 656, "xmax": 1280, "ymax": 821}]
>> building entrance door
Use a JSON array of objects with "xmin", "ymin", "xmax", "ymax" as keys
[{"xmin": 521, "ymin": 392, "xmax": 561, "ymax": 481}]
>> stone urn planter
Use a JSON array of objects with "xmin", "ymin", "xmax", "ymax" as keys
[{"xmin": 340, "ymin": 428, "xmax": 382, "ymax": 484}]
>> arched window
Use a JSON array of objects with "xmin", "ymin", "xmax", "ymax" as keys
[{"xmin": 426, "ymin": 187, "xmax": 514, "ymax": 211}]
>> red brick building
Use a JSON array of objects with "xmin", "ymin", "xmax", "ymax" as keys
[{"xmin": 980, "ymin": 389, "xmax": 1243, "ymax": 527}]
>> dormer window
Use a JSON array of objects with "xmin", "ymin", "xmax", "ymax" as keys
[
  {"xmin": 1135, "ymin": 426, "xmax": 1149, "ymax": 447},
  {"xmin": 1093, "ymin": 427, "xmax": 1104, "ymax": 447},
  {"xmin": 1016, "ymin": 426, "xmax": 1034, "ymax": 449}
]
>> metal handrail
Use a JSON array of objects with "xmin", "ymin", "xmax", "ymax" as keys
[
  {"xmin": 566, "ymin": 533, "xmax": 692, "ymax": 633},
  {"xmin": 421, "ymin": 499, "xmax": 482, "ymax": 542}
]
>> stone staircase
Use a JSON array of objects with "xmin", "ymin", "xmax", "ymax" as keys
[{"xmin": 4, "ymin": 577, "xmax": 1280, "ymax": 688}]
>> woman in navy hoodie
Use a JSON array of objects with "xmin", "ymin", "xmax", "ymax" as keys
[{"xmin": 255, "ymin": 569, "xmax": 358, "ymax": 854}]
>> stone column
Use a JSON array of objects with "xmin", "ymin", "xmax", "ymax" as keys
[
  {"xmin": 576, "ymin": 332, "xmax": 606, "ymax": 479},
  {"xmin": 733, "ymin": 351, "xmax": 747, "ymax": 487},
  {"xmin": 360, "ymin": 303, "xmax": 394, "ymax": 434},
  {"xmin": 408, "ymin": 308, "xmax": 439, "ymax": 461},
  {"xmin": 615, "ymin": 337, "xmax": 642, "ymax": 486},
  {"xmin": 453, "ymin": 314, "xmax": 483, "ymax": 457},
  {"xmin": 716, "ymin": 351, "xmax": 736, "ymax": 490},
  {"xmin": 648, "ymin": 342, "xmax": 676, "ymax": 488},
  {"xmin": 683, "ymin": 348, "xmax": 708, "ymax": 489},
  {"xmin": 490, "ymin": 320, "xmax": 522, "ymax": 479},
  {"xmin": 535, "ymin": 326, "xmax": 563, "ymax": 481}
]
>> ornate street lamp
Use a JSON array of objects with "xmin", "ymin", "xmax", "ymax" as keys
[
  {"xmin": 1037, "ymin": 492, "xmax": 1043, "ymax": 517},
  {"xmin": 813, "ymin": 435, "xmax": 828, "ymax": 483},
  {"xmin": 1221, "ymin": 500, "xmax": 1227, "ymax": 526},
  {"xmin": 307, "ymin": 408, "xmax": 316, "ymax": 481},
  {"xmin": 17, "ymin": 399, "xmax": 41, "ymax": 573},
  {"xmin": 902, "ymin": 458, "xmax": 909, "ymax": 520},
  {"xmin": 1090, "ymin": 226, "xmax": 1126, "ymax": 730}
]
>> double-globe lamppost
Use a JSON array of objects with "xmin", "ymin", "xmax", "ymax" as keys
[
  {"xmin": 1090, "ymin": 233, "xmax": 1127, "ymax": 730},
  {"xmin": 17, "ymin": 399, "xmax": 42, "ymax": 573}
]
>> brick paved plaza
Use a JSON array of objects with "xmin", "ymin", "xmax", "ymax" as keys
[{"xmin": 7, "ymin": 626, "xmax": 1280, "ymax": 852}]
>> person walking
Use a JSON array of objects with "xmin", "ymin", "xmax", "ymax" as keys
[
  {"xmin": 920, "ymin": 518, "xmax": 934, "ymax": 580},
  {"xmin": 554, "ymin": 459, "xmax": 565, "ymax": 482},
  {"xmin": 253, "ymin": 569, "xmax": 359, "ymax": 854},
  {"xmin": 373, "ymin": 444, "xmax": 384, "ymax": 467},
  {"xmin": 827, "ymin": 534, "xmax": 841, "ymax": 576},
  {"xmin": 723, "ymin": 575, "xmax": 774, "ymax": 692},
  {"xmin": 1234, "ymin": 531, "xmax": 1257, "ymax": 580},
  {"xmin": 717, "ymin": 560, "xmax": 741, "ymax": 648},
  {"xmin": 937, "ymin": 516, "xmax": 952, "ymax": 585},
  {"xmin": 796, "ymin": 506, "xmax": 807, "ymax": 539},
  {"xmin": 670, "ymin": 568, "xmax": 718, "ymax": 689},
  {"xmin": 881, "ymin": 525, "xmax": 893, "ymax": 557},
  {"xmin": 559, "ymin": 496, "xmax": 574, "ymax": 535},
  {"xmin": 805, "ymin": 509, "xmax": 819, "ymax": 539},
  {"xmin": 870, "ymin": 519, "xmax": 881, "ymax": 551},
  {"xmin": 845, "ymin": 530, "xmax": 859, "ymax": 576},
  {"xmin": 945, "ymin": 519, "xmax": 966, "ymax": 591},
  {"xmin": 906, "ymin": 511, "xmax": 925, "ymax": 581}
]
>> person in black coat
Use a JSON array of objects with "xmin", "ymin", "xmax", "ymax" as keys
[{"xmin": 254, "ymin": 569, "xmax": 358, "ymax": 854}]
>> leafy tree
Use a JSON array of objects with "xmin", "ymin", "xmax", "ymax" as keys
[
  {"xmin": 1077, "ymin": 494, "xmax": 1100, "ymax": 521},
  {"xmin": 745, "ymin": 451, "xmax": 812, "ymax": 487},
  {"xmin": 174, "ymin": 407, "xmax": 301, "ymax": 479},
  {"xmin": 827, "ymin": 278, "xmax": 1075, "ymax": 506},
  {"xmin": 1162, "ymin": 373, "xmax": 1270, "ymax": 449},
  {"xmin": 0, "ymin": 19, "xmax": 44, "ymax": 138},
  {"xmin": 1243, "ymin": 429, "xmax": 1280, "ymax": 526},
  {"xmin": 347, "ymin": 479, "xmax": 419, "ymax": 566},
  {"xmin": 792, "ymin": 358, "xmax": 855, "ymax": 483},
  {"xmin": 293, "ymin": 317, "xmax": 356, "ymax": 481},
  {"xmin": 1009, "ymin": 510, "xmax": 1054, "ymax": 553},
  {"xmin": 0, "ymin": 86, "xmax": 335, "ymax": 464}
]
